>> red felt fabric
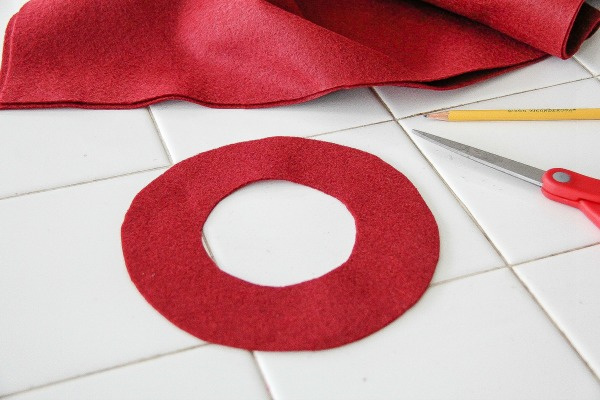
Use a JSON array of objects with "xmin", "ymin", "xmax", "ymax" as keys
[
  {"xmin": 121, "ymin": 137, "xmax": 440, "ymax": 351},
  {"xmin": 0, "ymin": 0, "xmax": 598, "ymax": 110}
]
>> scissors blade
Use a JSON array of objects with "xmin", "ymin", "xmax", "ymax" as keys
[{"xmin": 412, "ymin": 129, "xmax": 545, "ymax": 187}]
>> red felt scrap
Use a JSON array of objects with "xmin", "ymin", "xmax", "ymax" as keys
[
  {"xmin": 121, "ymin": 137, "xmax": 440, "ymax": 351},
  {"xmin": 1, "ymin": 0, "xmax": 598, "ymax": 110}
]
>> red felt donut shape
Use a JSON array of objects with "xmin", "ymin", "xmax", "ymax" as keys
[{"xmin": 121, "ymin": 137, "xmax": 439, "ymax": 351}]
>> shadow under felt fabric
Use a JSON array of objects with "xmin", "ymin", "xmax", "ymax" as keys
[
  {"xmin": 120, "ymin": 137, "xmax": 440, "ymax": 351},
  {"xmin": 1, "ymin": 0, "xmax": 599, "ymax": 110}
]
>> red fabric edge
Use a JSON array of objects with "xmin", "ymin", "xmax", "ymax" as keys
[
  {"xmin": 0, "ymin": 57, "xmax": 543, "ymax": 110},
  {"xmin": 562, "ymin": 2, "xmax": 600, "ymax": 58}
]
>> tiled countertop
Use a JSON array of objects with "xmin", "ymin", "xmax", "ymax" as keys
[{"xmin": 1, "ymin": 1, "xmax": 600, "ymax": 398}]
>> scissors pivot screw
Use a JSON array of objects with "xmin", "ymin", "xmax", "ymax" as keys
[{"xmin": 552, "ymin": 171, "xmax": 571, "ymax": 183}]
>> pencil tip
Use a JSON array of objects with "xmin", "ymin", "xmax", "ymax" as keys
[{"xmin": 424, "ymin": 111, "xmax": 449, "ymax": 121}]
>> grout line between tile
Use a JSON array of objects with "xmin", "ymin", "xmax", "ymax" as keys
[
  {"xmin": 426, "ymin": 242, "xmax": 600, "ymax": 289},
  {"xmin": 306, "ymin": 119, "xmax": 393, "ymax": 139},
  {"xmin": 573, "ymin": 56, "xmax": 598, "ymax": 77},
  {"xmin": 0, "ymin": 165, "xmax": 169, "ymax": 202},
  {"xmin": 369, "ymin": 87, "xmax": 397, "ymax": 119},
  {"xmin": 147, "ymin": 107, "xmax": 174, "ymax": 165},
  {"xmin": 390, "ymin": 76, "xmax": 597, "ymax": 120},
  {"xmin": 392, "ymin": 118, "xmax": 511, "ymax": 266},
  {"xmin": 250, "ymin": 352, "xmax": 275, "ymax": 400},
  {"xmin": 429, "ymin": 265, "xmax": 509, "ymax": 287},
  {"xmin": 0, "ymin": 343, "xmax": 209, "ymax": 399},
  {"xmin": 507, "ymin": 267, "xmax": 600, "ymax": 383},
  {"xmin": 510, "ymin": 241, "xmax": 600, "ymax": 270},
  {"xmin": 302, "ymin": 88, "xmax": 395, "ymax": 139}
]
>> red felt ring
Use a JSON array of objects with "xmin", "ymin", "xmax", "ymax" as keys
[{"xmin": 121, "ymin": 137, "xmax": 439, "ymax": 351}]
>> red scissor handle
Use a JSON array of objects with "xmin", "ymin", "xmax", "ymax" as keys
[{"xmin": 541, "ymin": 168, "xmax": 600, "ymax": 228}]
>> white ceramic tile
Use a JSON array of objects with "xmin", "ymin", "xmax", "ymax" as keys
[
  {"xmin": 399, "ymin": 78, "xmax": 600, "ymax": 264},
  {"xmin": 6, "ymin": 346, "xmax": 270, "ymax": 400},
  {"xmin": 0, "ymin": 170, "xmax": 201, "ymax": 396},
  {"xmin": 204, "ymin": 122, "xmax": 502, "ymax": 285},
  {"xmin": 575, "ymin": 1, "xmax": 600, "ymax": 75},
  {"xmin": 375, "ymin": 58, "xmax": 591, "ymax": 119},
  {"xmin": 149, "ymin": 88, "xmax": 391, "ymax": 162},
  {"xmin": 256, "ymin": 268, "xmax": 600, "ymax": 400},
  {"xmin": 576, "ymin": 29, "xmax": 600, "ymax": 76},
  {"xmin": 0, "ymin": 109, "xmax": 169, "ymax": 198},
  {"xmin": 204, "ymin": 181, "xmax": 356, "ymax": 287},
  {"xmin": 514, "ymin": 244, "xmax": 600, "ymax": 377}
]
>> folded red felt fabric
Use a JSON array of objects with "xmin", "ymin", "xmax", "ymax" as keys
[
  {"xmin": 418, "ymin": 0, "xmax": 599, "ymax": 58},
  {"xmin": 0, "ymin": 0, "xmax": 598, "ymax": 110}
]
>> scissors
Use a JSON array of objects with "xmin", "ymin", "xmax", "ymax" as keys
[{"xmin": 412, "ymin": 129, "xmax": 600, "ymax": 229}]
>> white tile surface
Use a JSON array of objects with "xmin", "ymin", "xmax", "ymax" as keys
[
  {"xmin": 575, "ymin": 0, "xmax": 600, "ymax": 75},
  {"xmin": 0, "ymin": 170, "xmax": 201, "ymax": 396},
  {"xmin": 256, "ymin": 268, "xmax": 600, "ymax": 400},
  {"xmin": 576, "ymin": 31, "xmax": 600, "ymax": 76},
  {"xmin": 375, "ymin": 58, "xmax": 591, "ymax": 119},
  {"xmin": 399, "ymin": 78, "xmax": 600, "ymax": 264},
  {"xmin": 515, "ymin": 244, "xmax": 600, "ymax": 378},
  {"xmin": 5, "ymin": 346, "xmax": 270, "ymax": 400},
  {"xmin": 316, "ymin": 122, "xmax": 504, "ymax": 284},
  {"xmin": 205, "ymin": 181, "xmax": 356, "ymax": 287},
  {"xmin": 149, "ymin": 88, "xmax": 391, "ymax": 162},
  {"xmin": 0, "ymin": 109, "xmax": 168, "ymax": 198}
]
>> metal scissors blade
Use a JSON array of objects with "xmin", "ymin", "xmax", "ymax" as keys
[
  {"xmin": 412, "ymin": 129, "xmax": 545, "ymax": 186},
  {"xmin": 411, "ymin": 129, "xmax": 600, "ymax": 229}
]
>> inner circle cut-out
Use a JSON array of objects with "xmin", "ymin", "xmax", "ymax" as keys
[
  {"xmin": 203, "ymin": 180, "xmax": 357, "ymax": 287},
  {"xmin": 121, "ymin": 137, "xmax": 439, "ymax": 351}
]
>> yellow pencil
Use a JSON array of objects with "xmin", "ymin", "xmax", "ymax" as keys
[{"xmin": 424, "ymin": 108, "xmax": 600, "ymax": 121}]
